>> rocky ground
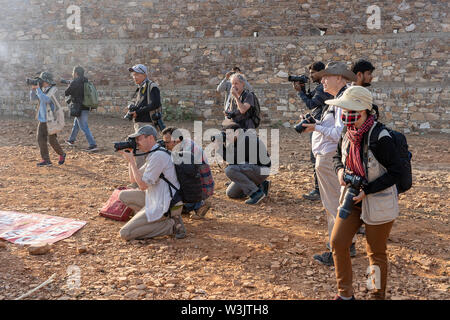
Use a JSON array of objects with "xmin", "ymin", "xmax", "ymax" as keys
[{"xmin": 0, "ymin": 115, "xmax": 448, "ymax": 300}]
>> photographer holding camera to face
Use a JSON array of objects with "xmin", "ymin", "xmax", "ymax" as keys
[
  {"xmin": 217, "ymin": 66, "xmax": 253, "ymax": 116},
  {"xmin": 29, "ymin": 72, "xmax": 66, "ymax": 167},
  {"xmin": 291, "ymin": 61, "xmax": 333, "ymax": 201},
  {"xmin": 63, "ymin": 66, "xmax": 98, "ymax": 152},
  {"xmin": 330, "ymin": 86, "xmax": 403, "ymax": 300}
]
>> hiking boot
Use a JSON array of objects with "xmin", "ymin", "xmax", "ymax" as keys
[
  {"xmin": 245, "ymin": 188, "xmax": 266, "ymax": 205},
  {"xmin": 172, "ymin": 216, "xmax": 186, "ymax": 239},
  {"xmin": 262, "ymin": 180, "xmax": 271, "ymax": 196},
  {"xmin": 313, "ymin": 251, "xmax": 334, "ymax": 266},
  {"xmin": 334, "ymin": 294, "xmax": 355, "ymax": 300},
  {"xmin": 193, "ymin": 201, "xmax": 211, "ymax": 218},
  {"xmin": 37, "ymin": 160, "xmax": 52, "ymax": 167},
  {"xmin": 350, "ymin": 243, "xmax": 356, "ymax": 257},
  {"xmin": 65, "ymin": 140, "xmax": 75, "ymax": 146},
  {"xmin": 58, "ymin": 153, "xmax": 66, "ymax": 165},
  {"xmin": 303, "ymin": 189, "xmax": 320, "ymax": 201},
  {"xmin": 86, "ymin": 145, "xmax": 98, "ymax": 152}
]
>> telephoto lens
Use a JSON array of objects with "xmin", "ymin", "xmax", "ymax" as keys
[
  {"xmin": 337, "ymin": 173, "xmax": 365, "ymax": 219},
  {"xmin": 113, "ymin": 138, "xmax": 137, "ymax": 153}
]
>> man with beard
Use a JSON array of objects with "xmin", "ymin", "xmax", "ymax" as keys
[{"xmin": 352, "ymin": 59, "xmax": 379, "ymax": 120}]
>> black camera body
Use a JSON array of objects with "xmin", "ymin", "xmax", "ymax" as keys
[
  {"xmin": 26, "ymin": 78, "xmax": 43, "ymax": 86},
  {"xmin": 113, "ymin": 137, "xmax": 137, "ymax": 154},
  {"xmin": 124, "ymin": 103, "xmax": 139, "ymax": 120},
  {"xmin": 288, "ymin": 74, "xmax": 309, "ymax": 84},
  {"xmin": 338, "ymin": 173, "xmax": 366, "ymax": 219},
  {"xmin": 225, "ymin": 110, "xmax": 235, "ymax": 119},
  {"xmin": 60, "ymin": 79, "xmax": 72, "ymax": 85},
  {"xmin": 294, "ymin": 113, "xmax": 316, "ymax": 134}
]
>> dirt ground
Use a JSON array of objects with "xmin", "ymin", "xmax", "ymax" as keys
[{"xmin": 0, "ymin": 114, "xmax": 448, "ymax": 300}]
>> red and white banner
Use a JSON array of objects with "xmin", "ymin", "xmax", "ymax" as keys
[{"xmin": 0, "ymin": 211, "xmax": 86, "ymax": 245}]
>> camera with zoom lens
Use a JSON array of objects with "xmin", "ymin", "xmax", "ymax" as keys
[
  {"xmin": 294, "ymin": 113, "xmax": 316, "ymax": 134},
  {"xmin": 338, "ymin": 173, "xmax": 366, "ymax": 219},
  {"xmin": 26, "ymin": 78, "xmax": 43, "ymax": 86},
  {"xmin": 124, "ymin": 103, "xmax": 139, "ymax": 121},
  {"xmin": 60, "ymin": 79, "xmax": 72, "ymax": 85},
  {"xmin": 225, "ymin": 110, "xmax": 235, "ymax": 119},
  {"xmin": 288, "ymin": 74, "xmax": 309, "ymax": 84},
  {"xmin": 211, "ymin": 131, "xmax": 227, "ymax": 143},
  {"xmin": 113, "ymin": 137, "xmax": 137, "ymax": 155},
  {"xmin": 151, "ymin": 112, "xmax": 166, "ymax": 131}
]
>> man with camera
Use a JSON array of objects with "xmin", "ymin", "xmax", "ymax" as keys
[
  {"xmin": 29, "ymin": 72, "xmax": 66, "ymax": 167},
  {"xmin": 300, "ymin": 62, "xmax": 357, "ymax": 266},
  {"xmin": 64, "ymin": 66, "xmax": 98, "ymax": 152},
  {"xmin": 329, "ymin": 86, "xmax": 402, "ymax": 300},
  {"xmin": 117, "ymin": 125, "xmax": 186, "ymax": 240},
  {"xmin": 217, "ymin": 66, "xmax": 253, "ymax": 116},
  {"xmin": 215, "ymin": 126, "xmax": 271, "ymax": 205},
  {"xmin": 161, "ymin": 127, "xmax": 214, "ymax": 219},
  {"xmin": 292, "ymin": 61, "xmax": 333, "ymax": 201}
]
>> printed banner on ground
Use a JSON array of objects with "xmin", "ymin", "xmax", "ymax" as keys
[{"xmin": 0, "ymin": 211, "xmax": 86, "ymax": 245}]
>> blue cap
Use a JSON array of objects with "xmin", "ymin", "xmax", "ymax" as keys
[{"xmin": 128, "ymin": 64, "xmax": 148, "ymax": 75}]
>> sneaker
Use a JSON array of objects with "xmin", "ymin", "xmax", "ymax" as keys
[
  {"xmin": 313, "ymin": 251, "xmax": 334, "ymax": 266},
  {"xmin": 262, "ymin": 180, "xmax": 271, "ymax": 196},
  {"xmin": 172, "ymin": 216, "xmax": 186, "ymax": 239},
  {"xmin": 58, "ymin": 153, "xmax": 66, "ymax": 165},
  {"xmin": 65, "ymin": 140, "xmax": 75, "ymax": 146},
  {"xmin": 245, "ymin": 188, "xmax": 266, "ymax": 205},
  {"xmin": 193, "ymin": 201, "xmax": 211, "ymax": 218},
  {"xmin": 37, "ymin": 160, "xmax": 52, "ymax": 167},
  {"xmin": 303, "ymin": 189, "xmax": 321, "ymax": 201},
  {"xmin": 86, "ymin": 145, "xmax": 98, "ymax": 152},
  {"xmin": 334, "ymin": 294, "xmax": 355, "ymax": 300},
  {"xmin": 350, "ymin": 243, "xmax": 357, "ymax": 257}
]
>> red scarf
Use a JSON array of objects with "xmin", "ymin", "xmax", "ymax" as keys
[{"xmin": 345, "ymin": 115, "xmax": 375, "ymax": 177}]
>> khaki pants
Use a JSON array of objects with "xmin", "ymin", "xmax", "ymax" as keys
[
  {"xmin": 330, "ymin": 206, "xmax": 394, "ymax": 299},
  {"xmin": 118, "ymin": 189, "xmax": 183, "ymax": 240},
  {"xmin": 37, "ymin": 122, "xmax": 64, "ymax": 162}
]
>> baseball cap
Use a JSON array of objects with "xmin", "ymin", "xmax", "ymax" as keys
[
  {"xmin": 128, "ymin": 125, "xmax": 158, "ymax": 139},
  {"xmin": 128, "ymin": 64, "xmax": 148, "ymax": 75}
]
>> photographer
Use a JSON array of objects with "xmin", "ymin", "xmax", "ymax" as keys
[
  {"xmin": 161, "ymin": 127, "xmax": 214, "ymax": 218},
  {"xmin": 64, "ymin": 66, "xmax": 98, "ymax": 152},
  {"xmin": 117, "ymin": 125, "xmax": 186, "ymax": 240},
  {"xmin": 217, "ymin": 66, "xmax": 253, "ymax": 114},
  {"xmin": 29, "ymin": 72, "xmax": 66, "ymax": 167},
  {"xmin": 127, "ymin": 64, "xmax": 165, "ymax": 176},
  {"xmin": 222, "ymin": 73, "xmax": 258, "ymax": 130},
  {"xmin": 330, "ymin": 86, "xmax": 402, "ymax": 300},
  {"xmin": 301, "ymin": 62, "xmax": 357, "ymax": 266},
  {"xmin": 292, "ymin": 61, "xmax": 333, "ymax": 201},
  {"xmin": 215, "ymin": 127, "xmax": 271, "ymax": 205}
]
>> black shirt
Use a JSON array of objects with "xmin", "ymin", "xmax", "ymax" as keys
[
  {"xmin": 65, "ymin": 76, "xmax": 88, "ymax": 110},
  {"xmin": 134, "ymin": 79, "xmax": 162, "ymax": 123}
]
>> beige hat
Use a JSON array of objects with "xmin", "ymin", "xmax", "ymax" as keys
[
  {"xmin": 325, "ymin": 86, "xmax": 373, "ymax": 111},
  {"xmin": 315, "ymin": 61, "xmax": 357, "ymax": 82}
]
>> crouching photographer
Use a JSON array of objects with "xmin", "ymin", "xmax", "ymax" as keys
[
  {"xmin": 330, "ymin": 86, "xmax": 403, "ymax": 300},
  {"xmin": 115, "ymin": 125, "xmax": 186, "ymax": 240},
  {"xmin": 291, "ymin": 61, "xmax": 333, "ymax": 201}
]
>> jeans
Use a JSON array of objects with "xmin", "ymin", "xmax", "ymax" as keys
[
  {"xmin": 225, "ymin": 164, "xmax": 268, "ymax": 198},
  {"xmin": 68, "ymin": 110, "xmax": 96, "ymax": 146},
  {"xmin": 184, "ymin": 201, "xmax": 204, "ymax": 213}
]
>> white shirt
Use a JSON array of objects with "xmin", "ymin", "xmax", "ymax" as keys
[
  {"xmin": 141, "ymin": 145, "xmax": 180, "ymax": 222},
  {"xmin": 311, "ymin": 104, "xmax": 344, "ymax": 157}
]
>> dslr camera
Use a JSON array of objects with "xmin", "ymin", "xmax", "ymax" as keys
[
  {"xmin": 60, "ymin": 79, "xmax": 72, "ymax": 85},
  {"xmin": 151, "ymin": 112, "xmax": 166, "ymax": 131},
  {"xmin": 26, "ymin": 77, "xmax": 43, "ymax": 86},
  {"xmin": 337, "ymin": 173, "xmax": 367, "ymax": 219},
  {"xmin": 113, "ymin": 137, "xmax": 137, "ymax": 155},
  {"xmin": 288, "ymin": 74, "xmax": 309, "ymax": 84},
  {"xmin": 124, "ymin": 103, "xmax": 139, "ymax": 120},
  {"xmin": 224, "ymin": 110, "xmax": 235, "ymax": 119},
  {"xmin": 294, "ymin": 113, "xmax": 316, "ymax": 134}
]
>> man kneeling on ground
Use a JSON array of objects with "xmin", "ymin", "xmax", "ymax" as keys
[{"xmin": 117, "ymin": 125, "xmax": 186, "ymax": 240}]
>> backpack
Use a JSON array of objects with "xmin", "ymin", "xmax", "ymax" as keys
[
  {"xmin": 83, "ymin": 81, "xmax": 99, "ymax": 109},
  {"xmin": 365, "ymin": 122, "xmax": 412, "ymax": 194},
  {"xmin": 157, "ymin": 148, "xmax": 203, "ymax": 204},
  {"xmin": 248, "ymin": 92, "xmax": 261, "ymax": 128}
]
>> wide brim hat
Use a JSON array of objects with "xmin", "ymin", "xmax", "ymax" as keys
[
  {"xmin": 325, "ymin": 85, "xmax": 373, "ymax": 111},
  {"xmin": 315, "ymin": 61, "xmax": 357, "ymax": 82}
]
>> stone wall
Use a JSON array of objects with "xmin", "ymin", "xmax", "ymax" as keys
[{"xmin": 0, "ymin": 0, "xmax": 449, "ymax": 133}]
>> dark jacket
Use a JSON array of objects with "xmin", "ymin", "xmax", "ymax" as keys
[
  {"xmin": 219, "ymin": 134, "xmax": 271, "ymax": 167},
  {"xmin": 65, "ymin": 76, "xmax": 89, "ymax": 110},
  {"xmin": 134, "ymin": 79, "xmax": 162, "ymax": 123},
  {"xmin": 298, "ymin": 83, "xmax": 333, "ymax": 120}
]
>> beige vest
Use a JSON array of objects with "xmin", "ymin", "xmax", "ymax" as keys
[{"xmin": 340, "ymin": 122, "xmax": 399, "ymax": 225}]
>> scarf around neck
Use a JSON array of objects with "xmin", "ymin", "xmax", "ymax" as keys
[{"xmin": 345, "ymin": 115, "xmax": 375, "ymax": 177}]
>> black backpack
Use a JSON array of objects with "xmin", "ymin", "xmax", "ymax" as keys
[
  {"xmin": 365, "ymin": 122, "xmax": 412, "ymax": 194},
  {"xmin": 157, "ymin": 148, "xmax": 203, "ymax": 204},
  {"xmin": 249, "ymin": 92, "xmax": 261, "ymax": 128}
]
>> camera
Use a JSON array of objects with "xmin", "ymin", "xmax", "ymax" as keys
[
  {"xmin": 124, "ymin": 103, "xmax": 139, "ymax": 120},
  {"xmin": 294, "ymin": 113, "xmax": 316, "ymax": 134},
  {"xmin": 26, "ymin": 78, "xmax": 42, "ymax": 86},
  {"xmin": 60, "ymin": 79, "xmax": 72, "ymax": 85},
  {"xmin": 225, "ymin": 110, "xmax": 235, "ymax": 119},
  {"xmin": 151, "ymin": 112, "xmax": 166, "ymax": 131},
  {"xmin": 337, "ymin": 173, "xmax": 366, "ymax": 219},
  {"xmin": 113, "ymin": 137, "xmax": 137, "ymax": 154},
  {"xmin": 211, "ymin": 131, "xmax": 227, "ymax": 142},
  {"xmin": 288, "ymin": 74, "xmax": 309, "ymax": 84},
  {"xmin": 157, "ymin": 139, "xmax": 166, "ymax": 148}
]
